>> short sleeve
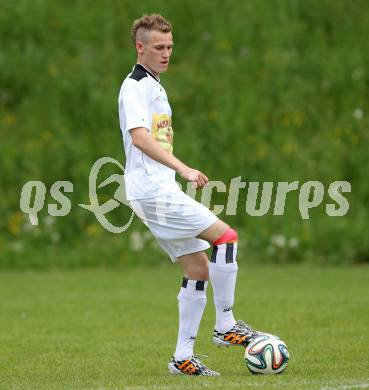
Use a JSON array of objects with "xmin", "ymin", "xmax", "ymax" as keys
[{"xmin": 120, "ymin": 79, "xmax": 151, "ymax": 132}]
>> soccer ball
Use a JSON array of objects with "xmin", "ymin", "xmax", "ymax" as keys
[{"xmin": 245, "ymin": 334, "xmax": 289, "ymax": 375}]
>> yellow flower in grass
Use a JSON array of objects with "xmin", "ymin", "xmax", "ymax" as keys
[
  {"xmin": 332, "ymin": 127, "xmax": 342, "ymax": 140},
  {"xmin": 3, "ymin": 113, "xmax": 16, "ymax": 126},
  {"xmin": 282, "ymin": 112, "xmax": 304, "ymax": 128},
  {"xmin": 41, "ymin": 131, "xmax": 53, "ymax": 143},
  {"xmin": 85, "ymin": 224, "xmax": 100, "ymax": 236},
  {"xmin": 282, "ymin": 142, "xmax": 297, "ymax": 156},
  {"xmin": 25, "ymin": 141, "xmax": 39, "ymax": 152},
  {"xmin": 8, "ymin": 212, "xmax": 23, "ymax": 235},
  {"xmin": 208, "ymin": 110, "xmax": 218, "ymax": 120},
  {"xmin": 281, "ymin": 115, "xmax": 290, "ymax": 126},
  {"xmin": 216, "ymin": 40, "xmax": 231, "ymax": 52},
  {"xmin": 47, "ymin": 64, "xmax": 58, "ymax": 77},
  {"xmin": 255, "ymin": 144, "xmax": 268, "ymax": 160},
  {"xmin": 291, "ymin": 112, "xmax": 304, "ymax": 127}
]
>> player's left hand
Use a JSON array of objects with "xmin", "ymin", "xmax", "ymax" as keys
[{"xmin": 178, "ymin": 167, "xmax": 209, "ymax": 189}]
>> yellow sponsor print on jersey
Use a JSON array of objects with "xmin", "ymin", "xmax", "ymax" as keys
[{"xmin": 151, "ymin": 113, "xmax": 173, "ymax": 153}]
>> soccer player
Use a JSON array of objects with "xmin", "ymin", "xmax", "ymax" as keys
[{"xmin": 118, "ymin": 14, "xmax": 261, "ymax": 376}]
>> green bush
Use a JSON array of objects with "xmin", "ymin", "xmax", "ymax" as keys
[{"xmin": 1, "ymin": 0, "xmax": 368, "ymax": 268}]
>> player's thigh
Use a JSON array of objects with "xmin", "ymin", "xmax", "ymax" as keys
[{"xmin": 196, "ymin": 219, "xmax": 229, "ymax": 243}]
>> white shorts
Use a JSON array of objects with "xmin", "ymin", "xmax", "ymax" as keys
[{"xmin": 129, "ymin": 190, "xmax": 218, "ymax": 262}]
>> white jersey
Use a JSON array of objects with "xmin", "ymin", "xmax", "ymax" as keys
[{"xmin": 118, "ymin": 63, "xmax": 179, "ymax": 200}]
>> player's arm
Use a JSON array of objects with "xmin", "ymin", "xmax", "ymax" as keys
[{"xmin": 130, "ymin": 127, "xmax": 208, "ymax": 189}]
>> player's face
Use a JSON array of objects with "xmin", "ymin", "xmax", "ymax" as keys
[{"xmin": 138, "ymin": 31, "xmax": 173, "ymax": 77}]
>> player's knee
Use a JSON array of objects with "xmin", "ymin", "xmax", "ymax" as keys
[
  {"xmin": 197, "ymin": 270, "xmax": 209, "ymax": 281},
  {"xmin": 197, "ymin": 261, "xmax": 209, "ymax": 280},
  {"xmin": 213, "ymin": 227, "xmax": 238, "ymax": 246},
  {"xmin": 186, "ymin": 262, "xmax": 209, "ymax": 281}
]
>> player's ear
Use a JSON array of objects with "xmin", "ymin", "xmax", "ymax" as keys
[{"xmin": 136, "ymin": 41, "xmax": 144, "ymax": 54}]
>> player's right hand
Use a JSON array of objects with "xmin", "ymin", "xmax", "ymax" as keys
[{"xmin": 178, "ymin": 167, "xmax": 209, "ymax": 189}]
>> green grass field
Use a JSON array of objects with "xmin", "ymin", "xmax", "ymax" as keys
[{"xmin": 1, "ymin": 263, "xmax": 368, "ymax": 390}]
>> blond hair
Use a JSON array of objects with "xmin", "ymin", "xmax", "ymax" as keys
[{"xmin": 131, "ymin": 14, "xmax": 172, "ymax": 44}]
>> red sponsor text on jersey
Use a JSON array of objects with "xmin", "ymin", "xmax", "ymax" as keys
[{"xmin": 157, "ymin": 120, "xmax": 170, "ymax": 129}]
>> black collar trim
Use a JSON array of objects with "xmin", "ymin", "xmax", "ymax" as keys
[{"xmin": 135, "ymin": 63, "xmax": 160, "ymax": 83}]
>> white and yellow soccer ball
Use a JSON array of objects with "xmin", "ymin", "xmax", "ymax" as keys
[{"xmin": 245, "ymin": 334, "xmax": 289, "ymax": 375}]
